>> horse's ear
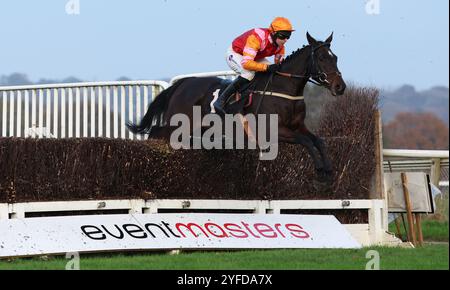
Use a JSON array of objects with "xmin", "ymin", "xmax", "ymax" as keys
[
  {"xmin": 306, "ymin": 32, "xmax": 317, "ymax": 45},
  {"xmin": 325, "ymin": 32, "xmax": 334, "ymax": 44}
]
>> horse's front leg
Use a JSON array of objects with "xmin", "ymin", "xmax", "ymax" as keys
[
  {"xmin": 299, "ymin": 128, "xmax": 332, "ymax": 174},
  {"xmin": 278, "ymin": 127, "xmax": 324, "ymax": 173}
]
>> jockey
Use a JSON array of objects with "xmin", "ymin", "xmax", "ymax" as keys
[{"xmin": 214, "ymin": 17, "xmax": 295, "ymax": 115}]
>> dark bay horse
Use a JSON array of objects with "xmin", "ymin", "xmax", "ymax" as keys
[{"xmin": 127, "ymin": 32, "xmax": 346, "ymax": 181}]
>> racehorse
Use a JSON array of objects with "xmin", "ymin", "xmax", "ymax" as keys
[{"xmin": 127, "ymin": 32, "xmax": 346, "ymax": 182}]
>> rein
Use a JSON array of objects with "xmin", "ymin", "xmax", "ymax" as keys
[{"xmin": 254, "ymin": 73, "xmax": 274, "ymax": 114}]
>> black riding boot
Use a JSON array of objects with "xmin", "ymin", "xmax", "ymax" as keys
[{"xmin": 214, "ymin": 76, "xmax": 250, "ymax": 115}]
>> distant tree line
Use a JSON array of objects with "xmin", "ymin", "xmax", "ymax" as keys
[{"xmin": 383, "ymin": 112, "xmax": 449, "ymax": 150}]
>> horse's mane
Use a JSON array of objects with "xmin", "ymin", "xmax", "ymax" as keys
[
  {"xmin": 280, "ymin": 41, "xmax": 330, "ymax": 68},
  {"xmin": 280, "ymin": 45, "xmax": 310, "ymax": 66}
]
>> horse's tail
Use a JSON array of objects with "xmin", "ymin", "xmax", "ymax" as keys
[{"xmin": 126, "ymin": 78, "xmax": 189, "ymax": 136}]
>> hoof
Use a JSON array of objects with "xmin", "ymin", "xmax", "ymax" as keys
[
  {"xmin": 313, "ymin": 178, "xmax": 334, "ymax": 194},
  {"xmin": 315, "ymin": 168, "xmax": 334, "ymax": 183},
  {"xmin": 313, "ymin": 179, "xmax": 333, "ymax": 194},
  {"xmin": 314, "ymin": 168, "xmax": 334, "ymax": 194}
]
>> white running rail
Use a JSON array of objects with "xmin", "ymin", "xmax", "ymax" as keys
[
  {"xmin": 170, "ymin": 70, "xmax": 237, "ymax": 85},
  {"xmin": 383, "ymin": 149, "xmax": 449, "ymax": 187},
  {"xmin": 0, "ymin": 80, "xmax": 169, "ymax": 140}
]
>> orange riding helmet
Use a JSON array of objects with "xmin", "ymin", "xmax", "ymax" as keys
[{"xmin": 269, "ymin": 17, "xmax": 295, "ymax": 33}]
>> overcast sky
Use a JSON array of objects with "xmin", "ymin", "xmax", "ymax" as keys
[{"xmin": 0, "ymin": 0, "xmax": 448, "ymax": 90}]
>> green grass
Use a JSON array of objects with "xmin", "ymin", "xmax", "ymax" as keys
[
  {"xmin": 0, "ymin": 245, "xmax": 448, "ymax": 270},
  {"xmin": 389, "ymin": 219, "xmax": 449, "ymax": 242}
]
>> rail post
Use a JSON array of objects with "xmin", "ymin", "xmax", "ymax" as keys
[{"xmin": 430, "ymin": 158, "xmax": 442, "ymax": 187}]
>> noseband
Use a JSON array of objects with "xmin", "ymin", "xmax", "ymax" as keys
[{"xmin": 275, "ymin": 43, "xmax": 342, "ymax": 87}]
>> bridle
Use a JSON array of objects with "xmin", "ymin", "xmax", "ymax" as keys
[
  {"xmin": 275, "ymin": 43, "xmax": 342, "ymax": 87},
  {"xmin": 252, "ymin": 43, "xmax": 342, "ymax": 114}
]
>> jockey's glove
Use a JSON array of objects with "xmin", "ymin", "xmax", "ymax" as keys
[{"xmin": 266, "ymin": 64, "xmax": 281, "ymax": 73}]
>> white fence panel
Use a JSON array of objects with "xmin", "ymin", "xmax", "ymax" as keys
[{"xmin": 0, "ymin": 198, "xmax": 391, "ymax": 246}]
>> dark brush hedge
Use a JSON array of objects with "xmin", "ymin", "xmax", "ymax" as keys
[{"xmin": 0, "ymin": 87, "xmax": 379, "ymax": 203}]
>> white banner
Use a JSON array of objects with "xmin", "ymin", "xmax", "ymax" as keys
[{"xmin": 0, "ymin": 214, "xmax": 361, "ymax": 258}]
